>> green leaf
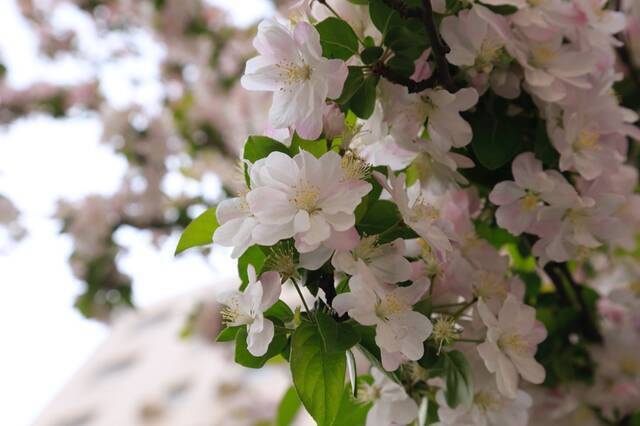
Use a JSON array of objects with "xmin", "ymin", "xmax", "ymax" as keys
[
  {"xmin": 337, "ymin": 67, "xmax": 365, "ymax": 105},
  {"xmin": 387, "ymin": 55, "xmax": 415, "ymax": 78},
  {"xmin": 290, "ymin": 133, "xmax": 328, "ymax": 158},
  {"xmin": 276, "ymin": 386, "xmax": 302, "ymax": 426},
  {"xmin": 316, "ymin": 17, "xmax": 359, "ymax": 60},
  {"xmin": 290, "ymin": 322, "xmax": 346, "ymax": 426},
  {"xmin": 234, "ymin": 327, "xmax": 288, "ymax": 368},
  {"xmin": 361, "ymin": 46, "xmax": 383, "ymax": 65},
  {"xmin": 349, "ymin": 75, "xmax": 378, "ymax": 119},
  {"xmin": 316, "ymin": 310, "xmax": 361, "ymax": 353},
  {"xmin": 470, "ymin": 109, "xmax": 525, "ymax": 170},
  {"xmin": 348, "ymin": 0, "xmax": 369, "ymax": 4},
  {"xmin": 216, "ymin": 326, "xmax": 240, "ymax": 342},
  {"xmin": 237, "ymin": 245, "xmax": 267, "ymax": 290},
  {"xmin": 442, "ymin": 350, "xmax": 474, "ymax": 408},
  {"xmin": 265, "ymin": 300, "xmax": 294, "ymax": 322},
  {"xmin": 243, "ymin": 135, "xmax": 289, "ymax": 163},
  {"xmin": 332, "ymin": 385, "xmax": 370, "ymax": 426},
  {"xmin": 357, "ymin": 199, "xmax": 400, "ymax": 235},
  {"xmin": 479, "ymin": 2, "xmax": 518, "ymax": 15},
  {"xmin": 369, "ymin": 0, "xmax": 403, "ymax": 35},
  {"xmin": 534, "ymin": 119, "xmax": 559, "ymax": 168},
  {"xmin": 175, "ymin": 208, "xmax": 218, "ymax": 255}
]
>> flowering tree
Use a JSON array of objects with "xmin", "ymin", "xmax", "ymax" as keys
[{"xmin": 173, "ymin": 0, "xmax": 640, "ymax": 425}]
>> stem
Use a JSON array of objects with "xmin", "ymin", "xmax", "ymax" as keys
[
  {"xmin": 420, "ymin": 0, "xmax": 455, "ymax": 92},
  {"xmin": 291, "ymin": 277, "xmax": 312, "ymax": 314},
  {"xmin": 431, "ymin": 301, "xmax": 469, "ymax": 310},
  {"xmin": 452, "ymin": 298, "xmax": 477, "ymax": 319},
  {"xmin": 457, "ymin": 338, "xmax": 484, "ymax": 344}
]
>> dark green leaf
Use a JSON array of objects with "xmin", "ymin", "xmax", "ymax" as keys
[
  {"xmin": 276, "ymin": 386, "xmax": 302, "ymax": 426},
  {"xmin": 534, "ymin": 119, "xmax": 559, "ymax": 168},
  {"xmin": 243, "ymin": 135, "xmax": 289, "ymax": 163},
  {"xmin": 316, "ymin": 310, "xmax": 361, "ymax": 353},
  {"xmin": 443, "ymin": 350, "xmax": 474, "ymax": 408},
  {"xmin": 316, "ymin": 17, "xmax": 359, "ymax": 60},
  {"xmin": 216, "ymin": 326, "xmax": 240, "ymax": 342},
  {"xmin": 175, "ymin": 208, "xmax": 218, "ymax": 255},
  {"xmin": 237, "ymin": 245, "xmax": 267, "ymax": 290},
  {"xmin": 290, "ymin": 133, "xmax": 328, "ymax": 158},
  {"xmin": 387, "ymin": 55, "xmax": 415, "ymax": 78},
  {"xmin": 290, "ymin": 322, "xmax": 346, "ymax": 426},
  {"xmin": 361, "ymin": 46, "xmax": 383, "ymax": 65},
  {"xmin": 337, "ymin": 67, "xmax": 365, "ymax": 105},
  {"xmin": 348, "ymin": 0, "xmax": 369, "ymax": 4},
  {"xmin": 369, "ymin": 0, "xmax": 403, "ymax": 35},
  {"xmin": 357, "ymin": 200, "xmax": 400, "ymax": 235},
  {"xmin": 265, "ymin": 300, "xmax": 294, "ymax": 322},
  {"xmin": 234, "ymin": 327, "xmax": 288, "ymax": 368},
  {"xmin": 349, "ymin": 75, "xmax": 378, "ymax": 119},
  {"xmin": 332, "ymin": 385, "xmax": 371, "ymax": 426},
  {"xmin": 470, "ymin": 108, "xmax": 525, "ymax": 170}
]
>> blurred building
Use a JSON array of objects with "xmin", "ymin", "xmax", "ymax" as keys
[{"xmin": 32, "ymin": 281, "xmax": 293, "ymax": 426}]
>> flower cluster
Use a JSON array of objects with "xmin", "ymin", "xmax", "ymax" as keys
[{"xmin": 179, "ymin": 0, "xmax": 640, "ymax": 425}]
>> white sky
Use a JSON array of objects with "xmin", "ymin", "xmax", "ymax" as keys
[{"xmin": 0, "ymin": 1, "xmax": 274, "ymax": 425}]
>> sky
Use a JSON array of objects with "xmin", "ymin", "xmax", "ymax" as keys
[{"xmin": 0, "ymin": 1, "xmax": 274, "ymax": 425}]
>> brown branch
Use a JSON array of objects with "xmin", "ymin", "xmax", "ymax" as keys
[{"xmin": 420, "ymin": 0, "xmax": 455, "ymax": 92}]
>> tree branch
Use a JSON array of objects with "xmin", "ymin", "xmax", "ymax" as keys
[
  {"xmin": 542, "ymin": 261, "xmax": 601, "ymax": 342},
  {"xmin": 420, "ymin": 0, "xmax": 455, "ymax": 92}
]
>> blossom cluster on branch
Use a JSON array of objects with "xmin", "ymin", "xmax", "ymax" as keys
[{"xmin": 170, "ymin": 0, "xmax": 640, "ymax": 425}]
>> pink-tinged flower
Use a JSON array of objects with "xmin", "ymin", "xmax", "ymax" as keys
[
  {"xmin": 549, "ymin": 110, "xmax": 625, "ymax": 180},
  {"xmin": 477, "ymin": 295, "xmax": 547, "ymax": 398},
  {"xmin": 359, "ymin": 368, "xmax": 419, "ymax": 426},
  {"xmin": 241, "ymin": 20, "xmax": 348, "ymax": 140},
  {"xmin": 441, "ymin": 5, "xmax": 521, "ymax": 98},
  {"xmin": 247, "ymin": 150, "xmax": 371, "ymax": 253},
  {"xmin": 374, "ymin": 169, "xmax": 455, "ymax": 255},
  {"xmin": 489, "ymin": 152, "xmax": 555, "ymax": 236},
  {"xmin": 508, "ymin": 34, "xmax": 595, "ymax": 103},
  {"xmin": 350, "ymin": 102, "xmax": 418, "ymax": 171},
  {"xmin": 218, "ymin": 266, "xmax": 281, "ymax": 356},
  {"xmin": 333, "ymin": 261, "xmax": 432, "ymax": 371},
  {"xmin": 437, "ymin": 353, "xmax": 533, "ymax": 425},
  {"xmin": 213, "ymin": 194, "xmax": 258, "ymax": 258},
  {"xmin": 332, "ymin": 236, "xmax": 412, "ymax": 284},
  {"xmin": 379, "ymin": 80, "xmax": 478, "ymax": 149}
]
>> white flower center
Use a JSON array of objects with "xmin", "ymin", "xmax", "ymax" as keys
[
  {"xmin": 573, "ymin": 129, "xmax": 599, "ymax": 151},
  {"xmin": 357, "ymin": 383, "xmax": 382, "ymax": 403},
  {"xmin": 520, "ymin": 192, "xmax": 540, "ymax": 211},
  {"xmin": 341, "ymin": 152, "xmax": 371, "ymax": 181},
  {"xmin": 498, "ymin": 332, "xmax": 529, "ymax": 354},
  {"xmin": 375, "ymin": 294, "xmax": 408, "ymax": 321},
  {"xmin": 530, "ymin": 46, "xmax": 556, "ymax": 67},
  {"xmin": 474, "ymin": 390, "xmax": 502, "ymax": 412},
  {"xmin": 221, "ymin": 297, "xmax": 254, "ymax": 326},
  {"xmin": 620, "ymin": 356, "xmax": 640, "ymax": 376},
  {"xmin": 409, "ymin": 199, "xmax": 440, "ymax": 223},
  {"xmin": 475, "ymin": 272, "xmax": 507, "ymax": 300},
  {"xmin": 277, "ymin": 60, "xmax": 312, "ymax": 89},
  {"xmin": 353, "ymin": 235, "xmax": 380, "ymax": 261},
  {"xmin": 292, "ymin": 183, "xmax": 320, "ymax": 212}
]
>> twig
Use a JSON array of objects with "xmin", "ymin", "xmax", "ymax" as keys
[{"xmin": 420, "ymin": 0, "xmax": 455, "ymax": 91}]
